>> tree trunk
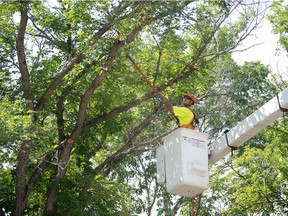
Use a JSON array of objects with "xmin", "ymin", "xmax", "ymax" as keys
[
  {"xmin": 44, "ymin": 140, "xmax": 74, "ymax": 214},
  {"xmin": 14, "ymin": 4, "xmax": 34, "ymax": 215},
  {"xmin": 44, "ymin": 182, "xmax": 59, "ymax": 214},
  {"xmin": 13, "ymin": 143, "xmax": 30, "ymax": 216},
  {"xmin": 0, "ymin": 208, "xmax": 5, "ymax": 216}
]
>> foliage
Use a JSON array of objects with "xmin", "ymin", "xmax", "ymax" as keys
[
  {"xmin": 208, "ymin": 121, "xmax": 288, "ymax": 215},
  {"xmin": 269, "ymin": 0, "xmax": 288, "ymax": 52}
]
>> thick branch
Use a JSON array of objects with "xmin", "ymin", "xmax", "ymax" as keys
[
  {"xmin": 56, "ymin": 57, "xmax": 103, "ymax": 141},
  {"xmin": 26, "ymin": 142, "xmax": 65, "ymax": 201},
  {"xmin": 14, "ymin": 4, "xmax": 34, "ymax": 216},
  {"xmin": 16, "ymin": 7, "xmax": 31, "ymax": 104},
  {"xmin": 95, "ymin": 108, "xmax": 159, "ymax": 173},
  {"xmin": 84, "ymin": 93, "xmax": 153, "ymax": 129}
]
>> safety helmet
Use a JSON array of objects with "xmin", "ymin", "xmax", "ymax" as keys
[{"xmin": 184, "ymin": 93, "xmax": 196, "ymax": 104}]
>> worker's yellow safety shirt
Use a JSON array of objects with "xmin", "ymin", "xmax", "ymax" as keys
[{"xmin": 173, "ymin": 106, "xmax": 195, "ymax": 129}]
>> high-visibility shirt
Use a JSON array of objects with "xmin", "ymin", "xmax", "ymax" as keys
[{"xmin": 173, "ymin": 106, "xmax": 195, "ymax": 129}]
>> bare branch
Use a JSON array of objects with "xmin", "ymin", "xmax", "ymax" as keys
[{"xmin": 91, "ymin": 106, "xmax": 160, "ymax": 176}]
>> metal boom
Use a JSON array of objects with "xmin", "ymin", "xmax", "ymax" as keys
[{"xmin": 209, "ymin": 88, "xmax": 288, "ymax": 164}]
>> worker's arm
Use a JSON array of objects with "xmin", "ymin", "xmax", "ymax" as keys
[{"xmin": 154, "ymin": 92, "xmax": 174, "ymax": 115}]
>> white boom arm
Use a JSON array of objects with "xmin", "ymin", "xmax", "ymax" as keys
[{"xmin": 209, "ymin": 88, "xmax": 288, "ymax": 164}]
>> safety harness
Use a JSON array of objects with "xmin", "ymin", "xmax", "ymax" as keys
[{"xmin": 176, "ymin": 108, "xmax": 197, "ymax": 129}]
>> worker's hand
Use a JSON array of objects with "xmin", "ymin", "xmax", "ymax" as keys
[{"xmin": 154, "ymin": 92, "xmax": 174, "ymax": 115}]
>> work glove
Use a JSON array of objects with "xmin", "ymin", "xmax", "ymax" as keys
[{"xmin": 154, "ymin": 92, "xmax": 174, "ymax": 114}]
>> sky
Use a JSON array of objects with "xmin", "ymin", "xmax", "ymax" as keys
[{"xmin": 232, "ymin": 19, "xmax": 288, "ymax": 79}]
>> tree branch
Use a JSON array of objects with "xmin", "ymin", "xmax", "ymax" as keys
[
  {"xmin": 14, "ymin": 4, "xmax": 35, "ymax": 215},
  {"xmin": 34, "ymin": 3, "xmax": 133, "ymax": 114}
]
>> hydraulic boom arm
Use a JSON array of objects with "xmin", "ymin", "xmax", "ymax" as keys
[{"xmin": 209, "ymin": 88, "xmax": 288, "ymax": 164}]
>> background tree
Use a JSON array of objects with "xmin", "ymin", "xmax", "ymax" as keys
[
  {"xmin": 201, "ymin": 115, "xmax": 288, "ymax": 215},
  {"xmin": 269, "ymin": 0, "xmax": 288, "ymax": 53},
  {"xmin": 269, "ymin": 0, "xmax": 288, "ymax": 84}
]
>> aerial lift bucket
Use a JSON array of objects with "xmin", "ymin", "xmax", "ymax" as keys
[{"xmin": 157, "ymin": 128, "xmax": 209, "ymax": 198}]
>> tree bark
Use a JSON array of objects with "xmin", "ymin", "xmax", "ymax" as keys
[
  {"xmin": 0, "ymin": 208, "xmax": 5, "ymax": 216},
  {"xmin": 45, "ymin": 182, "xmax": 59, "ymax": 214},
  {"xmin": 44, "ymin": 139, "xmax": 73, "ymax": 213},
  {"xmin": 14, "ymin": 4, "xmax": 34, "ymax": 216}
]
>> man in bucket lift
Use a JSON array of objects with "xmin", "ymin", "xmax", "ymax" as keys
[
  {"xmin": 125, "ymin": 54, "xmax": 198, "ymax": 129},
  {"xmin": 156, "ymin": 93, "xmax": 198, "ymax": 130}
]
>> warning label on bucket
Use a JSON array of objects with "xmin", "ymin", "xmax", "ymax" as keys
[{"xmin": 182, "ymin": 136, "xmax": 206, "ymax": 148}]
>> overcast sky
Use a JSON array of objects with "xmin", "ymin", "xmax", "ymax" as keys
[{"xmin": 232, "ymin": 19, "xmax": 288, "ymax": 79}]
